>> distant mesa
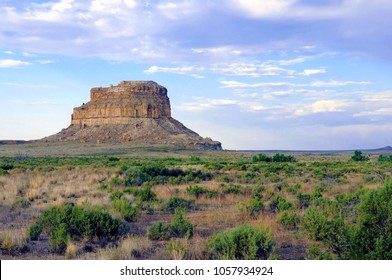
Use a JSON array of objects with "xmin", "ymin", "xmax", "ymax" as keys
[{"xmin": 42, "ymin": 81, "xmax": 222, "ymax": 150}]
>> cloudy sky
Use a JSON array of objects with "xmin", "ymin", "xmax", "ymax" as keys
[{"xmin": 1, "ymin": 0, "xmax": 392, "ymax": 150}]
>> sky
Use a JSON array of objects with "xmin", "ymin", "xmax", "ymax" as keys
[{"xmin": 1, "ymin": 0, "xmax": 392, "ymax": 150}]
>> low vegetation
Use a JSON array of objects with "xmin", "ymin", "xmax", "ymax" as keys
[{"xmin": 0, "ymin": 149, "xmax": 391, "ymax": 259}]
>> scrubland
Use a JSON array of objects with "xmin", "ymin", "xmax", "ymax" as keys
[{"xmin": 1, "ymin": 148, "xmax": 391, "ymax": 260}]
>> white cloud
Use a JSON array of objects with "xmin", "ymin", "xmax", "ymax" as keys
[
  {"xmin": 0, "ymin": 59, "xmax": 31, "ymax": 68},
  {"xmin": 231, "ymin": 0, "xmax": 294, "ymax": 18},
  {"xmin": 177, "ymin": 98, "xmax": 238, "ymax": 112},
  {"xmin": 299, "ymin": 69, "xmax": 326, "ymax": 76},
  {"xmin": 221, "ymin": 80, "xmax": 302, "ymax": 88},
  {"xmin": 311, "ymin": 80, "xmax": 370, "ymax": 87},
  {"xmin": 157, "ymin": 0, "xmax": 200, "ymax": 20},
  {"xmin": 176, "ymin": 97, "xmax": 266, "ymax": 113},
  {"xmin": 144, "ymin": 65, "xmax": 204, "ymax": 74},
  {"xmin": 278, "ymin": 57, "xmax": 307, "ymax": 66}
]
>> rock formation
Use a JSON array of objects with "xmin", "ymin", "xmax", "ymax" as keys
[{"xmin": 43, "ymin": 81, "xmax": 222, "ymax": 150}]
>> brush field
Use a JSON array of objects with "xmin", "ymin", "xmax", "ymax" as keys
[{"xmin": 1, "ymin": 145, "xmax": 391, "ymax": 260}]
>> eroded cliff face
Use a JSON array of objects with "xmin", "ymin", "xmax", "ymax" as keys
[
  {"xmin": 71, "ymin": 81, "xmax": 171, "ymax": 127},
  {"xmin": 43, "ymin": 81, "xmax": 222, "ymax": 150}
]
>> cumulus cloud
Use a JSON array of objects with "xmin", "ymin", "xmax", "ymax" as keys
[
  {"xmin": 221, "ymin": 80, "xmax": 302, "ymax": 88},
  {"xmin": 293, "ymin": 99, "xmax": 351, "ymax": 116},
  {"xmin": 0, "ymin": 59, "xmax": 31, "ymax": 68},
  {"xmin": 311, "ymin": 80, "xmax": 370, "ymax": 87}
]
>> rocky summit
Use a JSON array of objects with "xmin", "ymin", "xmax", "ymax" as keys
[{"xmin": 43, "ymin": 81, "xmax": 222, "ymax": 150}]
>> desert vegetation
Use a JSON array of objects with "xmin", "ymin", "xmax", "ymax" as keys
[{"xmin": 0, "ymin": 150, "xmax": 391, "ymax": 259}]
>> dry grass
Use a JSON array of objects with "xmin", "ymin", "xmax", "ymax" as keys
[
  {"xmin": 65, "ymin": 241, "xmax": 79, "ymax": 259},
  {"xmin": 97, "ymin": 235, "xmax": 152, "ymax": 260},
  {"xmin": 0, "ymin": 228, "xmax": 29, "ymax": 254}
]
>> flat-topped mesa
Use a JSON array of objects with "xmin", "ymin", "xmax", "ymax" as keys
[
  {"xmin": 71, "ymin": 81, "xmax": 171, "ymax": 127},
  {"xmin": 44, "ymin": 80, "xmax": 222, "ymax": 150}
]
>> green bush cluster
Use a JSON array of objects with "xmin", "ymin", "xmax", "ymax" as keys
[
  {"xmin": 269, "ymin": 195, "xmax": 294, "ymax": 212},
  {"xmin": 378, "ymin": 155, "xmax": 392, "ymax": 162},
  {"xmin": 204, "ymin": 224, "xmax": 274, "ymax": 260},
  {"xmin": 147, "ymin": 209, "xmax": 194, "ymax": 240},
  {"xmin": 122, "ymin": 163, "xmax": 212, "ymax": 187},
  {"xmin": 239, "ymin": 197, "xmax": 265, "ymax": 219},
  {"xmin": 186, "ymin": 185, "xmax": 218, "ymax": 199},
  {"xmin": 112, "ymin": 197, "xmax": 140, "ymax": 222},
  {"xmin": 278, "ymin": 211, "xmax": 300, "ymax": 230},
  {"xmin": 29, "ymin": 205, "xmax": 125, "ymax": 253},
  {"xmin": 303, "ymin": 180, "xmax": 392, "ymax": 259},
  {"xmin": 0, "ymin": 163, "xmax": 13, "ymax": 175},
  {"xmin": 351, "ymin": 150, "xmax": 369, "ymax": 162},
  {"xmin": 252, "ymin": 153, "xmax": 296, "ymax": 163},
  {"xmin": 164, "ymin": 197, "xmax": 195, "ymax": 213}
]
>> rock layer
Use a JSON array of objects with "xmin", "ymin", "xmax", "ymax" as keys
[{"xmin": 44, "ymin": 81, "xmax": 222, "ymax": 150}]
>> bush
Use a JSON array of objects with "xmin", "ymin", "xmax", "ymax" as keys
[
  {"xmin": 348, "ymin": 181, "xmax": 392, "ymax": 259},
  {"xmin": 351, "ymin": 150, "xmax": 369, "ymax": 162},
  {"xmin": 28, "ymin": 224, "xmax": 42, "ymax": 241},
  {"xmin": 123, "ymin": 164, "xmax": 212, "ymax": 187},
  {"xmin": 31, "ymin": 205, "xmax": 125, "ymax": 253},
  {"xmin": 272, "ymin": 153, "xmax": 296, "ymax": 163},
  {"xmin": 147, "ymin": 209, "xmax": 194, "ymax": 240},
  {"xmin": 49, "ymin": 223, "xmax": 69, "ymax": 253},
  {"xmin": 252, "ymin": 153, "xmax": 271, "ymax": 163},
  {"xmin": 165, "ymin": 197, "xmax": 194, "ymax": 213},
  {"xmin": 112, "ymin": 197, "xmax": 140, "ymax": 222},
  {"xmin": 147, "ymin": 222, "xmax": 170, "ymax": 241},
  {"xmin": 222, "ymin": 184, "xmax": 243, "ymax": 195},
  {"xmin": 269, "ymin": 195, "xmax": 294, "ymax": 212},
  {"xmin": 302, "ymin": 206, "xmax": 332, "ymax": 241},
  {"xmin": 240, "ymin": 197, "xmax": 265, "ymax": 219},
  {"xmin": 186, "ymin": 185, "xmax": 218, "ymax": 199},
  {"xmin": 204, "ymin": 224, "xmax": 274, "ymax": 260},
  {"xmin": 278, "ymin": 211, "xmax": 300, "ymax": 230},
  {"xmin": 137, "ymin": 185, "xmax": 157, "ymax": 202},
  {"xmin": 378, "ymin": 155, "xmax": 392, "ymax": 162}
]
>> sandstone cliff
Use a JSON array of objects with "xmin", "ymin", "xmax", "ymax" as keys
[{"xmin": 43, "ymin": 81, "xmax": 222, "ymax": 150}]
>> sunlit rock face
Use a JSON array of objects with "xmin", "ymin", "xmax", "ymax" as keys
[{"xmin": 43, "ymin": 81, "xmax": 222, "ymax": 150}]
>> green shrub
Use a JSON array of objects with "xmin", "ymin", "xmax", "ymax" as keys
[
  {"xmin": 269, "ymin": 195, "xmax": 294, "ymax": 212},
  {"xmin": 240, "ymin": 197, "xmax": 265, "ymax": 219},
  {"xmin": 147, "ymin": 222, "xmax": 170, "ymax": 241},
  {"xmin": 0, "ymin": 168, "xmax": 9, "ymax": 175},
  {"xmin": 306, "ymin": 245, "xmax": 333, "ymax": 260},
  {"xmin": 186, "ymin": 185, "xmax": 208, "ymax": 199},
  {"xmin": 49, "ymin": 223, "xmax": 69, "ymax": 253},
  {"xmin": 278, "ymin": 211, "xmax": 300, "ymax": 230},
  {"xmin": 351, "ymin": 150, "xmax": 369, "ymax": 162},
  {"xmin": 168, "ymin": 208, "xmax": 194, "ymax": 239},
  {"xmin": 165, "ymin": 197, "xmax": 194, "ymax": 213},
  {"xmin": 251, "ymin": 185, "xmax": 265, "ymax": 199},
  {"xmin": 271, "ymin": 153, "xmax": 296, "ymax": 163},
  {"xmin": 147, "ymin": 209, "xmax": 194, "ymax": 240},
  {"xmin": 28, "ymin": 224, "xmax": 42, "ymax": 241},
  {"xmin": 378, "ymin": 155, "xmax": 392, "ymax": 162},
  {"xmin": 252, "ymin": 153, "xmax": 271, "ymax": 163},
  {"xmin": 123, "ymin": 164, "xmax": 212, "ymax": 187},
  {"xmin": 302, "ymin": 206, "xmax": 331, "ymax": 241},
  {"xmin": 204, "ymin": 224, "xmax": 274, "ymax": 260},
  {"xmin": 186, "ymin": 185, "xmax": 217, "ymax": 199},
  {"xmin": 297, "ymin": 193, "xmax": 311, "ymax": 209},
  {"xmin": 112, "ymin": 197, "xmax": 140, "ymax": 222},
  {"xmin": 31, "ymin": 205, "xmax": 125, "ymax": 252},
  {"xmin": 222, "ymin": 184, "xmax": 243, "ymax": 195},
  {"xmin": 137, "ymin": 185, "xmax": 157, "ymax": 202},
  {"xmin": 348, "ymin": 180, "xmax": 392, "ymax": 259}
]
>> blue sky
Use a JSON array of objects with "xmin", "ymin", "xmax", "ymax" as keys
[{"xmin": 1, "ymin": 0, "xmax": 392, "ymax": 150}]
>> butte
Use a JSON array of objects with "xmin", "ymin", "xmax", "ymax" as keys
[{"xmin": 42, "ymin": 81, "xmax": 222, "ymax": 150}]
